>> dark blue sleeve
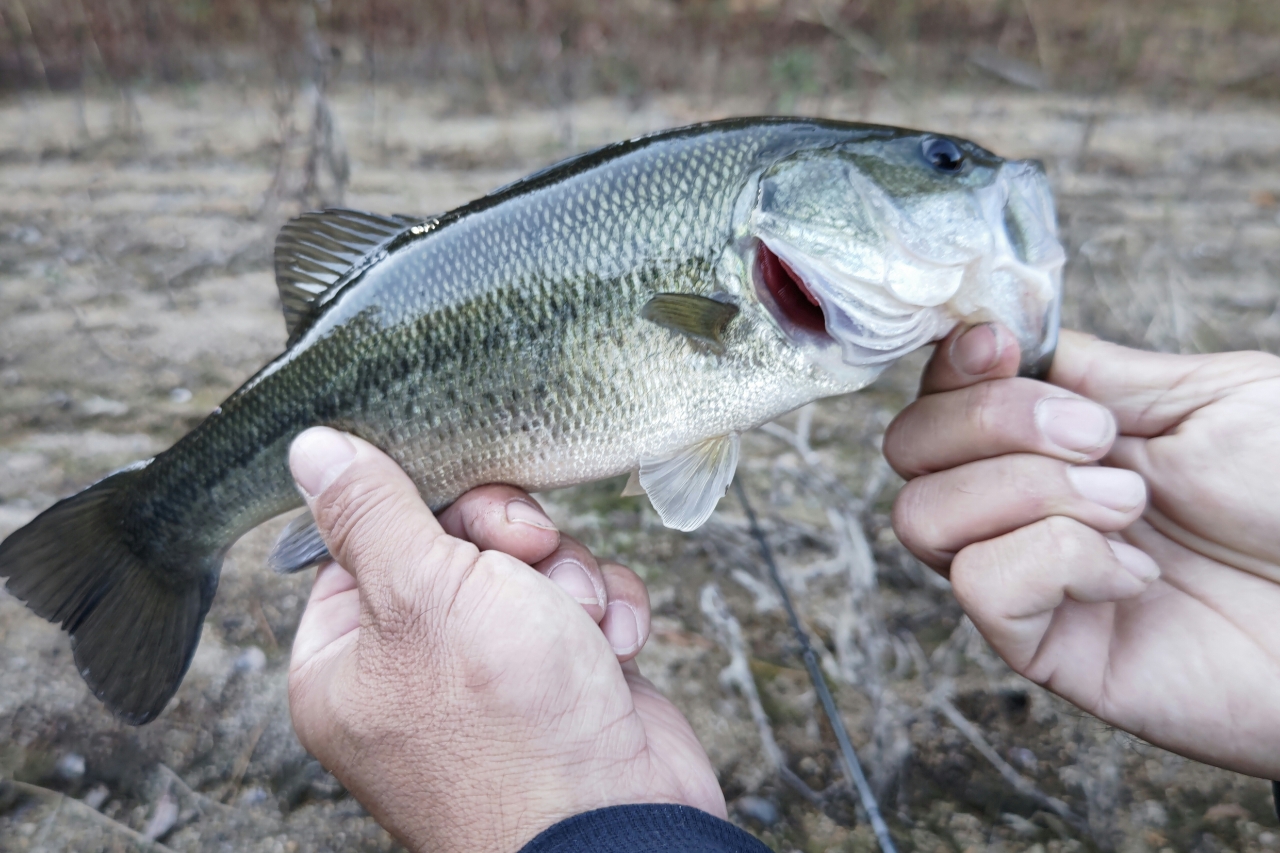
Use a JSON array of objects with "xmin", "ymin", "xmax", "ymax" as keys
[{"xmin": 517, "ymin": 804, "xmax": 772, "ymax": 853}]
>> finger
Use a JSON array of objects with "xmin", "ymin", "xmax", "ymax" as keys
[
  {"xmin": 531, "ymin": 535, "xmax": 608, "ymax": 622},
  {"xmin": 437, "ymin": 484, "xmax": 561, "ymax": 566},
  {"xmin": 291, "ymin": 561, "xmax": 361, "ymax": 668},
  {"xmin": 919, "ymin": 323, "xmax": 1023, "ymax": 396},
  {"xmin": 1049, "ymin": 331, "xmax": 1280, "ymax": 436},
  {"xmin": 884, "ymin": 377, "xmax": 1117, "ymax": 478},
  {"xmin": 599, "ymin": 561, "xmax": 651, "ymax": 661},
  {"xmin": 289, "ymin": 427, "xmax": 463, "ymax": 610},
  {"xmin": 893, "ymin": 454, "xmax": 1147, "ymax": 570},
  {"xmin": 950, "ymin": 516, "xmax": 1160, "ymax": 676}
]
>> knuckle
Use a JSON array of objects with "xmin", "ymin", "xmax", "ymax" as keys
[
  {"xmin": 1033, "ymin": 515, "xmax": 1090, "ymax": 562},
  {"xmin": 318, "ymin": 478, "xmax": 417, "ymax": 570},
  {"xmin": 881, "ymin": 409, "xmax": 916, "ymax": 475},
  {"xmin": 377, "ymin": 532, "xmax": 480, "ymax": 631},
  {"xmin": 996, "ymin": 454, "xmax": 1056, "ymax": 515},
  {"xmin": 963, "ymin": 379, "xmax": 1004, "ymax": 436},
  {"xmin": 891, "ymin": 479, "xmax": 944, "ymax": 558},
  {"xmin": 948, "ymin": 543, "xmax": 992, "ymax": 612}
]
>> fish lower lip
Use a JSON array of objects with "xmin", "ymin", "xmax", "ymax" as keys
[{"xmin": 755, "ymin": 242, "xmax": 829, "ymax": 336}]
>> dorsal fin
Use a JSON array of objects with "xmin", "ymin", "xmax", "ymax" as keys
[{"xmin": 274, "ymin": 208, "xmax": 425, "ymax": 344}]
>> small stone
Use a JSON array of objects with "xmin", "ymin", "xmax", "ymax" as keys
[
  {"xmin": 1007, "ymin": 746, "xmax": 1038, "ymax": 772},
  {"xmin": 238, "ymin": 786, "xmax": 270, "ymax": 807},
  {"xmin": 56, "ymin": 752, "xmax": 85, "ymax": 781},
  {"xmin": 735, "ymin": 795, "xmax": 779, "ymax": 826},
  {"xmin": 82, "ymin": 784, "xmax": 109, "ymax": 810},
  {"xmin": 80, "ymin": 396, "xmax": 129, "ymax": 417},
  {"xmin": 169, "ymin": 387, "xmax": 193, "ymax": 404},
  {"xmin": 1002, "ymin": 812, "xmax": 1039, "ymax": 837},
  {"xmin": 143, "ymin": 791, "xmax": 179, "ymax": 841},
  {"xmin": 1204, "ymin": 802, "xmax": 1249, "ymax": 822},
  {"xmin": 234, "ymin": 646, "xmax": 267, "ymax": 674}
]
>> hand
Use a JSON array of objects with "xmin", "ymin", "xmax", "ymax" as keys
[
  {"xmin": 285, "ymin": 428, "xmax": 724, "ymax": 853},
  {"xmin": 884, "ymin": 324, "xmax": 1280, "ymax": 778}
]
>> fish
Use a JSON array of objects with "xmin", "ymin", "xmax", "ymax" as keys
[{"xmin": 0, "ymin": 117, "xmax": 1064, "ymax": 724}]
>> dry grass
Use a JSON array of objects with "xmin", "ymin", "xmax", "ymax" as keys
[{"xmin": 2, "ymin": 0, "xmax": 1278, "ymax": 103}]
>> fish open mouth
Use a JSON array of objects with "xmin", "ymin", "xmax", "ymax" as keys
[
  {"xmin": 755, "ymin": 242, "xmax": 829, "ymax": 336},
  {"xmin": 753, "ymin": 235, "xmax": 957, "ymax": 368}
]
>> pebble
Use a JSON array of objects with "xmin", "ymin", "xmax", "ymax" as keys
[
  {"xmin": 238, "ymin": 786, "xmax": 270, "ymax": 807},
  {"xmin": 82, "ymin": 784, "xmax": 109, "ymax": 810},
  {"xmin": 80, "ymin": 396, "xmax": 129, "ymax": 417},
  {"xmin": 234, "ymin": 646, "xmax": 268, "ymax": 674},
  {"xmin": 55, "ymin": 752, "xmax": 85, "ymax": 781},
  {"xmin": 1007, "ymin": 746, "xmax": 1038, "ymax": 773},
  {"xmin": 735, "ymin": 795, "xmax": 779, "ymax": 826}
]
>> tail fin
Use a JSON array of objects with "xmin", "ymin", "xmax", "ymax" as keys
[{"xmin": 0, "ymin": 464, "xmax": 219, "ymax": 725}]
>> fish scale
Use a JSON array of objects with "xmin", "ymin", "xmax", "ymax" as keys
[{"xmin": 0, "ymin": 117, "xmax": 1063, "ymax": 724}]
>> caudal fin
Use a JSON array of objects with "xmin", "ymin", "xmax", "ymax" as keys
[{"xmin": 0, "ymin": 465, "xmax": 219, "ymax": 725}]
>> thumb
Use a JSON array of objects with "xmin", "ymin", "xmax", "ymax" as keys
[
  {"xmin": 1049, "ymin": 331, "xmax": 1280, "ymax": 436},
  {"xmin": 289, "ymin": 427, "xmax": 449, "ymax": 592}
]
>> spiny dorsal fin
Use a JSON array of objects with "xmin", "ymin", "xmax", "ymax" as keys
[
  {"xmin": 274, "ymin": 208, "xmax": 426, "ymax": 344},
  {"xmin": 641, "ymin": 293, "xmax": 739, "ymax": 354}
]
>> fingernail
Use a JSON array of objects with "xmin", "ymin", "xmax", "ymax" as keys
[
  {"xmin": 547, "ymin": 559, "xmax": 602, "ymax": 607},
  {"xmin": 506, "ymin": 499, "xmax": 557, "ymax": 531},
  {"xmin": 290, "ymin": 427, "xmax": 357, "ymax": 498},
  {"xmin": 602, "ymin": 601, "xmax": 641, "ymax": 655},
  {"xmin": 1067, "ymin": 466, "xmax": 1146, "ymax": 513},
  {"xmin": 1109, "ymin": 540, "xmax": 1160, "ymax": 583},
  {"xmin": 951, "ymin": 324, "xmax": 1002, "ymax": 376},
  {"xmin": 1036, "ymin": 397, "xmax": 1115, "ymax": 454}
]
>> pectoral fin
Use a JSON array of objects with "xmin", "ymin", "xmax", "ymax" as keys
[
  {"xmin": 641, "ymin": 293, "xmax": 739, "ymax": 354},
  {"xmin": 637, "ymin": 433, "xmax": 740, "ymax": 531}
]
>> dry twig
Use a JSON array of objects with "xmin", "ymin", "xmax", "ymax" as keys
[
  {"xmin": 732, "ymin": 478, "xmax": 899, "ymax": 853},
  {"xmin": 4, "ymin": 779, "xmax": 177, "ymax": 852},
  {"xmin": 699, "ymin": 582, "xmax": 825, "ymax": 807},
  {"xmin": 901, "ymin": 632, "xmax": 1091, "ymax": 836}
]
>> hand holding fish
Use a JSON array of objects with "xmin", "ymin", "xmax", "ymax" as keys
[
  {"xmin": 285, "ymin": 427, "xmax": 725, "ymax": 853},
  {"xmin": 886, "ymin": 323, "xmax": 1280, "ymax": 779}
]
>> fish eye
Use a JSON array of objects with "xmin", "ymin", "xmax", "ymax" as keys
[{"xmin": 922, "ymin": 137, "xmax": 965, "ymax": 173}]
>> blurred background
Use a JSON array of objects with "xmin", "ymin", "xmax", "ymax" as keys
[{"xmin": 0, "ymin": 2, "xmax": 1278, "ymax": 852}]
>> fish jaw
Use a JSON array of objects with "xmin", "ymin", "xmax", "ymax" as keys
[{"xmin": 745, "ymin": 154, "xmax": 1064, "ymax": 375}]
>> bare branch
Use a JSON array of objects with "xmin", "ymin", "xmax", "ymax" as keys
[
  {"xmin": 699, "ymin": 582, "xmax": 825, "ymax": 806},
  {"xmin": 4, "ymin": 779, "xmax": 178, "ymax": 852},
  {"xmin": 930, "ymin": 689, "xmax": 1089, "ymax": 834}
]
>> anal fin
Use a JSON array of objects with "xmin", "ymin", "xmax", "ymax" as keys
[
  {"xmin": 637, "ymin": 434, "xmax": 740, "ymax": 532},
  {"xmin": 268, "ymin": 511, "xmax": 332, "ymax": 574}
]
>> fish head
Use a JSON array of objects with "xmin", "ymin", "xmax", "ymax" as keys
[{"xmin": 741, "ymin": 129, "xmax": 1064, "ymax": 378}]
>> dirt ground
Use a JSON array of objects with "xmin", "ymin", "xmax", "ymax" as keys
[{"xmin": 0, "ymin": 81, "xmax": 1278, "ymax": 853}]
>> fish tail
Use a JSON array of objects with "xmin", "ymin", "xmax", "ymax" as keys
[{"xmin": 0, "ymin": 463, "xmax": 220, "ymax": 725}]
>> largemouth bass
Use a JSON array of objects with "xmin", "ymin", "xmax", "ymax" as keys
[{"xmin": 0, "ymin": 118, "xmax": 1064, "ymax": 724}]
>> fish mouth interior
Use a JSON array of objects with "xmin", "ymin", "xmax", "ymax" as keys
[{"xmin": 755, "ymin": 242, "xmax": 829, "ymax": 336}]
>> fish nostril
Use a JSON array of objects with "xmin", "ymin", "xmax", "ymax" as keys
[{"xmin": 756, "ymin": 243, "xmax": 827, "ymax": 334}]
